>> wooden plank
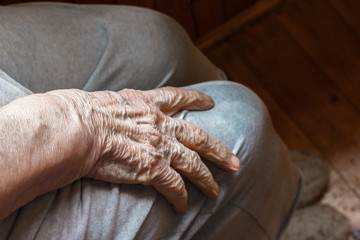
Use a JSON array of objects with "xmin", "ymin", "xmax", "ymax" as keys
[
  {"xmin": 196, "ymin": 0, "xmax": 281, "ymax": 52},
  {"xmin": 228, "ymin": 15, "xmax": 360, "ymax": 225},
  {"xmin": 327, "ymin": 0, "xmax": 360, "ymax": 36},
  {"xmin": 206, "ymin": 42, "xmax": 360, "ymax": 228},
  {"xmin": 275, "ymin": 0, "xmax": 360, "ymax": 112},
  {"xmin": 191, "ymin": 0, "xmax": 225, "ymax": 37},
  {"xmin": 0, "ymin": 0, "xmax": 23, "ymax": 4},
  {"xmin": 206, "ymin": 43, "xmax": 318, "ymax": 153},
  {"xmin": 155, "ymin": 0, "xmax": 198, "ymax": 39},
  {"xmin": 223, "ymin": 0, "xmax": 254, "ymax": 19},
  {"xmin": 230, "ymin": 16, "xmax": 360, "ymax": 162},
  {"xmin": 75, "ymin": 0, "xmax": 114, "ymax": 4},
  {"xmin": 114, "ymin": 0, "xmax": 155, "ymax": 8},
  {"xmin": 1, "ymin": 0, "xmax": 74, "ymax": 4}
]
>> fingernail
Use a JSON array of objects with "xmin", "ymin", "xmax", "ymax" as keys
[
  {"xmin": 209, "ymin": 189, "xmax": 218, "ymax": 197},
  {"xmin": 174, "ymin": 202, "xmax": 187, "ymax": 212},
  {"xmin": 215, "ymin": 181, "xmax": 220, "ymax": 191},
  {"xmin": 207, "ymin": 181, "xmax": 219, "ymax": 197},
  {"xmin": 212, "ymin": 183, "xmax": 220, "ymax": 197},
  {"xmin": 204, "ymin": 94, "xmax": 214, "ymax": 107},
  {"xmin": 231, "ymin": 155, "xmax": 240, "ymax": 171}
]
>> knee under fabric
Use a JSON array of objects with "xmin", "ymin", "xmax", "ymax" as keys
[
  {"xmin": 0, "ymin": 78, "xmax": 301, "ymax": 239},
  {"xmin": 177, "ymin": 81, "xmax": 301, "ymax": 239}
]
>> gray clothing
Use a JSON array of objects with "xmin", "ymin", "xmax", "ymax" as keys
[
  {"xmin": 0, "ymin": 3, "xmax": 301, "ymax": 240},
  {"xmin": 0, "ymin": 2, "xmax": 221, "ymax": 92},
  {"xmin": 0, "ymin": 70, "xmax": 32, "ymax": 106}
]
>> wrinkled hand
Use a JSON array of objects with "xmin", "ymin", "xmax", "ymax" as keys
[{"xmin": 48, "ymin": 87, "xmax": 240, "ymax": 212}]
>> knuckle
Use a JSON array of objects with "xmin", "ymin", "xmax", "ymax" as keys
[
  {"xmin": 135, "ymin": 107, "xmax": 163, "ymax": 126},
  {"xmin": 193, "ymin": 127, "xmax": 210, "ymax": 147},
  {"xmin": 100, "ymin": 135, "xmax": 124, "ymax": 160},
  {"xmin": 120, "ymin": 89, "xmax": 149, "ymax": 106},
  {"xmin": 207, "ymin": 139, "xmax": 222, "ymax": 155},
  {"xmin": 139, "ymin": 154, "xmax": 161, "ymax": 184},
  {"xmin": 122, "ymin": 88, "xmax": 142, "ymax": 96},
  {"xmin": 189, "ymin": 152, "xmax": 203, "ymax": 174},
  {"xmin": 152, "ymin": 164, "xmax": 171, "ymax": 183},
  {"xmin": 173, "ymin": 119, "xmax": 185, "ymax": 135},
  {"xmin": 172, "ymin": 119, "xmax": 189, "ymax": 137},
  {"xmin": 160, "ymin": 87, "xmax": 176, "ymax": 100},
  {"xmin": 171, "ymin": 176, "xmax": 185, "ymax": 193},
  {"xmin": 138, "ymin": 175, "xmax": 152, "ymax": 185},
  {"xmin": 173, "ymin": 149, "xmax": 201, "ymax": 173},
  {"xmin": 153, "ymin": 111, "xmax": 165, "ymax": 124},
  {"xmin": 103, "ymin": 90, "xmax": 122, "ymax": 101},
  {"xmin": 161, "ymin": 118, "xmax": 183, "ymax": 136},
  {"xmin": 154, "ymin": 168, "xmax": 185, "ymax": 192},
  {"xmin": 168, "ymin": 144, "xmax": 183, "ymax": 160},
  {"xmin": 145, "ymin": 109, "xmax": 165, "ymax": 126},
  {"xmin": 191, "ymin": 150, "xmax": 202, "ymax": 161},
  {"xmin": 162, "ymin": 86, "xmax": 178, "ymax": 94},
  {"xmin": 143, "ymin": 129, "xmax": 163, "ymax": 148},
  {"xmin": 212, "ymin": 142, "xmax": 230, "ymax": 160}
]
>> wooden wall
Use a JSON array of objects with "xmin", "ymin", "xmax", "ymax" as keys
[{"xmin": 0, "ymin": 0, "xmax": 256, "ymax": 40}]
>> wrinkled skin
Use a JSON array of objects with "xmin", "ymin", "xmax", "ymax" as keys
[{"xmin": 46, "ymin": 87, "xmax": 240, "ymax": 212}]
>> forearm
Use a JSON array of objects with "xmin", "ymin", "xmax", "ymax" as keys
[{"xmin": 0, "ymin": 92, "xmax": 91, "ymax": 220}]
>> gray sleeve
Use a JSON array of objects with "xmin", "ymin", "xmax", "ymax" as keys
[{"xmin": 0, "ymin": 69, "xmax": 32, "ymax": 107}]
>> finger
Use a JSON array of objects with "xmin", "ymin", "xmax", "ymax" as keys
[
  {"xmin": 166, "ymin": 141, "xmax": 219, "ymax": 198},
  {"xmin": 143, "ymin": 87, "xmax": 214, "ymax": 115},
  {"xmin": 167, "ymin": 118, "xmax": 240, "ymax": 172},
  {"xmin": 152, "ymin": 165, "xmax": 188, "ymax": 212}
]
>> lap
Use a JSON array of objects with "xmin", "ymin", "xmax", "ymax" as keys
[{"xmin": 0, "ymin": 81, "xmax": 301, "ymax": 240}]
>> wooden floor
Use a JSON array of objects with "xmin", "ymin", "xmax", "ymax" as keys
[{"xmin": 203, "ymin": 0, "xmax": 360, "ymax": 230}]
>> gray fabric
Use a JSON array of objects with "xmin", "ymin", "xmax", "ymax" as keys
[
  {"xmin": 0, "ymin": 3, "xmax": 301, "ymax": 239},
  {"xmin": 0, "ymin": 79, "xmax": 301, "ymax": 240},
  {"xmin": 0, "ymin": 69, "xmax": 32, "ymax": 106},
  {"xmin": 0, "ymin": 3, "xmax": 221, "ymax": 93}
]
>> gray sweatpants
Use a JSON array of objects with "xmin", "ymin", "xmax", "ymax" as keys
[{"xmin": 0, "ymin": 3, "xmax": 301, "ymax": 240}]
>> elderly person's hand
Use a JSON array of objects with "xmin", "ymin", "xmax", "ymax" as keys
[
  {"xmin": 46, "ymin": 87, "xmax": 240, "ymax": 212},
  {"xmin": 0, "ymin": 87, "xmax": 241, "ymax": 219}
]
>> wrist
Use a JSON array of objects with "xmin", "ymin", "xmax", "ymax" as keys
[
  {"xmin": 43, "ymin": 89, "xmax": 100, "ymax": 180},
  {"xmin": 0, "ymin": 90, "xmax": 98, "ymax": 219}
]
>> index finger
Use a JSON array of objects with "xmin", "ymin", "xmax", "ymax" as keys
[{"xmin": 143, "ymin": 87, "xmax": 214, "ymax": 115}]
